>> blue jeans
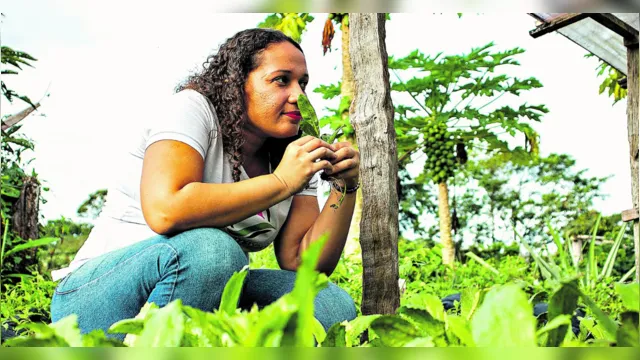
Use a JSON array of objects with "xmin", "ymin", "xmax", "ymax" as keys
[{"xmin": 51, "ymin": 228, "xmax": 357, "ymax": 341}]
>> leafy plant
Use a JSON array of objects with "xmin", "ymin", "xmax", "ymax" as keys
[
  {"xmin": 6, "ymin": 234, "xmax": 332, "ymax": 347},
  {"xmin": 298, "ymin": 93, "xmax": 348, "ymax": 209}
]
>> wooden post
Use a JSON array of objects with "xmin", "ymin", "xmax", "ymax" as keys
[
  {"xmin": 625, "ymin": 37, "xmax": 639, "ymax": 283},
  {"xmin": 571, "ymin": 237, "xmax": 583, "ymax": 265},
  {"xmin": 349, "ymin": 13, "xmax": 400, "ymax": 315}
]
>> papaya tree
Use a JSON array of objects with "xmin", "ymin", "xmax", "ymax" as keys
[{"xmin": 391, "ymin": 43, "xmax": 548, "ymax": 265}]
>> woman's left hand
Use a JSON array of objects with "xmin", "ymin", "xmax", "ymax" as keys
[{"xmin": 325, "ymin": 141, "xmax": 360, "ymax": 187}]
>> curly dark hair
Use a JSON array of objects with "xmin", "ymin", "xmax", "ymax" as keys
[{"xmin": 176, "ymin": 28, "xmax": 304, "ymax": 182}]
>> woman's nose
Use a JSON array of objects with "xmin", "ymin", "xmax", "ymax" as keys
[{"xmin": 288, "ymin": 84, "xmax": 305, "ymax": 103}]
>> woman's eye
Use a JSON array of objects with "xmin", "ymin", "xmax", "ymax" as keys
[
  {"xmin": 300, "ymin": 82, "xmax": 308, "ymax": 90},
  {"xmin": 274, "ymin": 76, "xmax": 288, "ymax": 85}
]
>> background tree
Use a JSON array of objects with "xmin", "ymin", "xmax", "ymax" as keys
[
  {"xmin": 391, "ymin": 42, "xmax": 548, "ymax": 265},
  {"xmin": 1, "ymin": 45, "xmax": 57, "ymax": 283},
  {"xmin": 76, "ymin": 189, "xmax": 107, "ymax": 219},
  {"xmin": 464, "ymin": 151, "xmax": 610, "ymax": 246}
]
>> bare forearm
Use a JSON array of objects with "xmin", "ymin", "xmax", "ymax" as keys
[
  {"xmin": 147, "ymin": 174, "xmax": 290, "ymax": 234},
  {"xmin": 300, "ymin": 187, "xmax": 356, "ymax": 275}
]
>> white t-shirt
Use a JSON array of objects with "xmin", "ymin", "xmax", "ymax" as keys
[{"xmin": 51, "ymin": 89, "xmax": 318, "ymax": 281}]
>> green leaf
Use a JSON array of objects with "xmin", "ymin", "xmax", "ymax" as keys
[
  {"xmin": 600, "ymin": 224, "xmax": 627, "ymax": 279},
  {"xmin": 108, "ymin": 318, "xmax": 145, "ymax": 335},
  {"xmin": 546, "ymin": 280, "xmax": 580, "ymax": 346},
  {"xmin": 461, "ymin": 288, "xmax": 485, "ymax": 321},
  {"xmin": 322, "ymin": 322, "xmax": 347, "ymax": 347},
  {"xmin": 615, "ymin": 283, "xmax": 640, "ymax": 312},
  {"xmin": 50, "ymin": 314, "xmax": 84, "ymax": 347},
  {"xmin": 370, "ymin": 315, "xmax": 421, "ymax": 347},
  {"xmin": 82, "ymin": 329, "xmax": 126, "ymax": 347},
  {"xmin": 536, "ymin": 315, "xmax": 572, "ymax": 339},
  {"xmin": 345, "ymin": 314, "xmax": 381, "ymax": 346},
  {"xmin": 248, "ymin": 296, "xmax": 297, "ymax": 346},
  {"xmin": 311, "ymin": 317, "xmax": 327, "ymax": 345},
  {"xmin": 517, "ymin": 232, "xmax": 561, "ymax": 281},
  {"xmin": 616, "ymin": 311, "xmax": 639, "ymax": 347},
  {"xmin": 471, "ymin": 284, "xmax": 536, "ymax": 347},
  {"xmin": 398, "ymin": 306, "xmax": 445, "ymax": 338},
  {"xmin": 547, "ymin": 222, "xmax": 570, "ymax": 272},
  {"xmin": 291, "ymin": 233, "xmax": 329, "ymax": 347},
  {"xmin": 403, "ymin": 337, "xmax": 436, "ymax": 347},
  {"xmin": 587, "ymin": 214, "xmax": 602, "ymax": 286},
  {"xmin": 313, "ymin": 82, "xmax": 342, "ymax": 99},
  {"xmin": 465, "ymin": 251, "xmax": 500, "ymax": 275},
  {"xmin": 446, "ymin": 315, "xmax": 475, "ymax": 346},
  {"xmin": 578, "ymin": 291, "xmax": 618, "ymax": 341},
  {"xmin": 298, "ymin": 93, "xmax": 320, "ymax": 138},
  {"xmin": 4, "ymin": 237, "xmax": 59, "ymax": 257},
  {"xmin": 404, "ymin": 293, "xmax": 445, "ymax": 322},
  {"xmin": 219, "ymin": 265, "xmax": 249, "ymax": 316},
  {"xmin": 135, "ymin": 300, "xmax": 186, "ymax": 347}
]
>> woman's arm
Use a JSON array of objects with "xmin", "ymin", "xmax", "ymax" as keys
[
  {"xmin": 274, "ymin": 141, "xmax": 360, "ymax": 276},
  {"xmin": 274, "ymin": 188, "xmax": 356, "ymax": 276},
  {"xmin": 140, "ymin": 136, "xmax": 335, "ymax": 235},
  {"xmin": 140, "ymin": 140, "xmax": 291, "ymax": 235}
]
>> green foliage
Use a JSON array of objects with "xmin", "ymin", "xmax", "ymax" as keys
[
  {"xmin": 1, "ymin": 272, "xmax": 56, "ymax": 339},
  {"xmin": 7, "ymin": 234, "xmax": 331, "ymax": 347},
  {"xmin": 518, "ymin": 219, "xmax": 631, "ymax": 291},
  {"xmin": 587, "ymin": 56, "xmax": 627, "ymax": 105},
  {"xmin": 36, "ymin": 216, "xmax": 92, "ymax": 275},
  {"xmin": 6, "ymin": 227, "xmax": 640, "ymax": 347},
  {"xmin": 471, "ymin": 284, "xmax": 536, "ymax": 346},
  {"xmin": 1, "ymin": 46, "xmax": 54, "ymax": 283},
  {"xmin": 257, "ymin": 13, "xmax": 314, "ymax": 43},
  {"xmin": 462, "ymin": 151, "xmax": 610, "ymax": 245},
  {"xmin": 2, "ymin": 46, "xmax": 37, "ymax": 107},
  {"xmin": 76, "ymin": 189, "xmax": 107, "ymax": 219}
]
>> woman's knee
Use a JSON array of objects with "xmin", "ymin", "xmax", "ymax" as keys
[
  {"xmin": 168, "ymin": 228, "xmax": 248, "ymax": 278},
  {"xmin": 314, "ymin": 282, "xmax": 358, "ymax": 331}
]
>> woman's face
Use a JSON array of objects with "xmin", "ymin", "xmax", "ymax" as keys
[{"xmin": 243, "ymin": 41, "xmax": 309, "ymax": 139}]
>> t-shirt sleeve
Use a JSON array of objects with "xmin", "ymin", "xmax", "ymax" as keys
[
  {"xmin": 295, "ymin": 172, "xmax": 319, "ymax": 196},
  {"xmin": 145, "ymin": 90, "xmax": 215, "ymax": 160}
]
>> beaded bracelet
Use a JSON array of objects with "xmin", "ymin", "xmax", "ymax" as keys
[{"xmin": 331, "ymin": 181, "xmax": 360, "ymax": 194}]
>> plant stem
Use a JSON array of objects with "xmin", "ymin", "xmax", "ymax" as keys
[{"xmin": 466, "ymin": 251, "xmax": 500, "ymax": 275}]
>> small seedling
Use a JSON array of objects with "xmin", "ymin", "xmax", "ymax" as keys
[{"xmin": 298, "ymin": 94, "xmax": 348, "ymax": 209}]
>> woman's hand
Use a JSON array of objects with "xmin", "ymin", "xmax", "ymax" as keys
[
  {"xmin": 272, "ymin": 136, "xmax": 336, "ymax": 196},
  {"xmin": 325, "ymin": 141, "xmax": 360, "ymax": 188}
]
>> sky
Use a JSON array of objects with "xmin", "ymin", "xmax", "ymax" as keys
[{"xmin": 1, "ymin": 4, "xmax": 635, "ymax": 235}]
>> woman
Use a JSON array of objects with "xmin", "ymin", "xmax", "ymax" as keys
[{"xmin": 50, "ymin": 28, "xmax": 360, "ymax": 339}]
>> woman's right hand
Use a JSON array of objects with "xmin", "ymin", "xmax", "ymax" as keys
[{"xmin": 272, "ymin": 136, "xmax": 336, "ymax": 196}]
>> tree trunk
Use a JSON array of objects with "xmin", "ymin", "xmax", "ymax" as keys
[
  {"xmin": 11, "ymin": 177, "xmax": 41, "ymax": 241},
  {"xmin": 438, "ymin": 181, "xmax": 455, "ymax": 265},
  {"xmin": 339, "ymin": 16, "xmax": 364, "ymax": 256},
  {"xmin": 4, "ymin": 176, "xmax": 42, "ymax": 276},
  {"xmin": 625, "ymin": 40, "xmax": 639, "ymax": 282},
  {"xmin": 340, "ymin": 17, "xmax": 355, "ymax": 101},
  {"xmin": 349, "ymin": 13, "xmax": 400, "ymax": 315}
]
